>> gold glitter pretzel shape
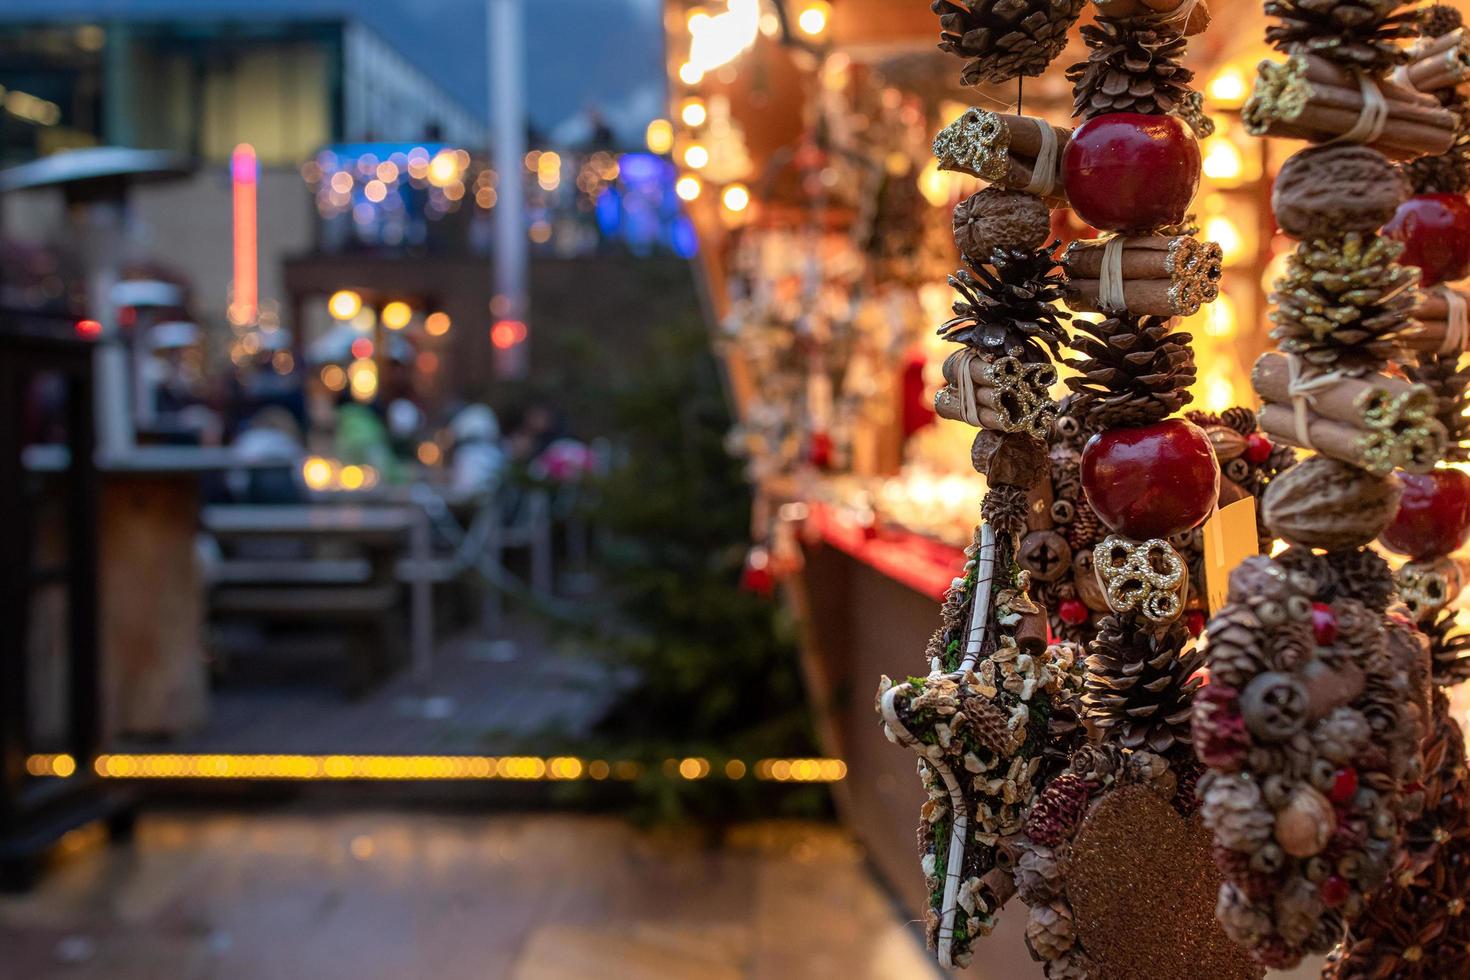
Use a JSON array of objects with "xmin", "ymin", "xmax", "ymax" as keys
[
  {"xmin": 1094, "ymin": 535, "xmax": 1186, "ymax": 624},
  {"xmin": 980, "ymin": 356, "xmax": 1058, "ymax": 439}
]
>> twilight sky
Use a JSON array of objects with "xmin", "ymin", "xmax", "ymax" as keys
[{"xmin": 0, "ymin": 0, "xmax": 667, "ymax": 143}]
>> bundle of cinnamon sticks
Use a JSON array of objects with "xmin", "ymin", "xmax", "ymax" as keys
[
  {"xmin": 1244, "ymin": 53, "xmax": 1457, "ymax": 159},
  {"xmin": 1397, "ymin": 28, "xmax": 1470, "ymax": 96},
  {"xmin": 1402, "ymin": 285, "xmax": 1470, "ymax": 354},
  {"xmin": 935, "ymin": 352, "xmax": 1058, "ymax": 438},
  {"xmin": 1251, "ymin": 352, "xmax": 1447, "ymax": 475},
  {"xmin": 932, "ymin": 109, "xmax": 1071, "ymax": 207},
  {"xmin": 1061, "ymin": 235, "xmax": 1224, "ymax": 317}
]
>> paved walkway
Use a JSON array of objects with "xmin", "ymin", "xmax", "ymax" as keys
[{"xmin": 0, "ymin": 810, "xmax": 932, "ymax": 980}]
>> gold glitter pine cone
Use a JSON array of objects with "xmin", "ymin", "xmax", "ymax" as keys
[
  {"xmin": 931, "ymin": 0, "xmax": 1087, "ymax": 86},
  {"xmin": 1268, "ymin": 232, "xmax": 1419, "ymax": 377}
]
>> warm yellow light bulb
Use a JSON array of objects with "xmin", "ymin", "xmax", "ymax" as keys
[
  {"xmin": 676, "ymin": 175, "xmax": 702, "ymax": 201},
  {"xmin": 683, "ymin": 144, "xmax": 709, "ymax": 169},
  {"xmin": 381, "ymin": 301, "xmax": 412, "ymax": 330},
  {"xmin": 425, "ymin": 311, "xmax": 451, "ymax": 336},
  {"xmin": 797, "ymin": 1, "xmax": 830, "ymax": 36},
  {"xmin": 328, "ymin": 289, "xmax": 362, "ymax": 320},
  {"xmin": 645, "ymin": 118, "xmax": 674, "ymax": 155},
  {"xmin": 678, "ymin": 61, "xmax": 704, "ymax": 85},
  {"xmin": 1202, "ymin": 135, "xmax": 1244, "ymax": 182},
  {"xmin": 1208, "ymin": 66, "xmax": 1249, "ymax": 109},
  {"xmin": 721, "ymin": 183, "xmax": 750, "ymax": 212},
  {"xmin": 681, "ymin": 99, "xmax": 707, "ymax": 127}
]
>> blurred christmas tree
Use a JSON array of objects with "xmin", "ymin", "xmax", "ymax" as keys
[{"xmin": 581, "ymin": 314, "xmax": 823, "ymax": 818}]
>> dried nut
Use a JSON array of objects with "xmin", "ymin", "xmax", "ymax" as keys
[
  {"xmin": 1274, "ymin": 785, "xmax": 1334, "ymax": 858},
  {"xmin": 1261, "ymin": 456, "xmax": 1401, "ymax": 551},
  {"xmin": 1073, "ymin": 549, "xmax": 1111, "ymax": 612},
  {"xmin": 953, "ymin": 188, "xmax": 1052, "ymax": 262},
  {"xmin": 1204, "ymin": 425, "xmax": 1247, "ymax": 462},
  {"xmin": 1241, "ymin": 670, "xmax": 1309, "ymax": 742},
  {"xmin": 1271, "ymin": 145, "xmax": 1409, "ymax": 241},
  {"xmin": 971, "ymin": 430, "xmax": 1048, "ymax": 487},
  {"xmin": 1018, "ymin": 530, "xmax": 1072, "ymax": 583}
]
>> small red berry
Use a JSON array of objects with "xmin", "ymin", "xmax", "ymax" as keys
[
  {"xmin": 1329, "ymin": 768, "xmax": 1359, "ymax": 804},
  {"xmin": 1244, "ymin": 432, "xmax": 1273, "ymax": 465},
  {"xmin": 1059, "ymin": 599, "xmax": 1090, "ymax": 626},
  {"xmin": 1320, "ymin": 875, "xmax": 1350, "ymax": 908},
  {"xmin": 1311, "ymin": 602, "xmax": 1338, "ymax": 646},
  {"xmin": 1185, "ymin": 609, "xmax": 1206, "ymax": 638}
]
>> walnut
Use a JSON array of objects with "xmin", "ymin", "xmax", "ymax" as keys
[
  {"xmin": 953, "ymin": 187, "xmax": 1052, "ymax": 263},
  {"xmin": 1271, "ymin": 145, "xmax": 1409, "ymax": 241},
  {"xmin": 1261, "ymin": 456, "xmax": 1401, "ymax": 551}
]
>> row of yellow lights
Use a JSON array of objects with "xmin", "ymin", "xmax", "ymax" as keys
[{"xmin": 25, "ymin": 754, "xmax": 847, "ymax": 784}]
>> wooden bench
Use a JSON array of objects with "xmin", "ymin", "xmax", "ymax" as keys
[{"xmin": 202, "ymin": 505, "xmax": 432, "ymax": 695}]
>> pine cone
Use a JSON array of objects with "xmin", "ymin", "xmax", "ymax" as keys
[
  {"xmin": 1063, "ymin": 313, "xmax": 1196, "ymax": 429},
  {"xmin": 1203, "ymin": 604, "xmax": 1267, "ymax": 688},
  {"xmin": 1426, "ymin": 606, "xmax": 1470, "ymax": 686},
  {"xmin": 1025, "ymin": 772, "xmax": 1095, "ymax": 845},
  {"xmin": 1084, "ymin": 615, "xmax": 1203, "ymax": 753},
  {"xmin": 925, "ymin": 627, "xmax": 947, "ymax": 665},
  {"xmin": 932, "ymin": 0, "xmax": 1087, "ymax": 86},
  {"xmin": 1067, "ymin": 16, "xmax": 1195, "ymax": 120},
  {"xmin": 939, "ymin": 244, "xmax": 1071, "ymax": 361},
  {"xmin": 962, "ymin": 696, "xmax": 1013, "ymax": 755},
  {"xmin": 982, "ymin": 483, "xmax": 1030, "ymax": 540},
  {"xmin": 1015, "ymin": 844, "xmax": 1064, "ymax": 903},
  {"xmin": 1402, "ymin": 129, "xmax": 1470, "ymax": 196},
  {"xmin": 1264, "ymin": 0, "xmax": 1418, "ymax": 75},
  {"xmin": 1192, "ymin": 681, "xmax": 1251, "ymax": 770},
  {"xmin": 1025, "ymin": 899, "xmax": 1077, "ymax": 961},
  {"xmin": 1409, "ymin": 350, "xmax": 1470, "ymax": 462},
  {"xmin": 1269, "ymin": 232, "xmax": 1420, "ymax": 376},
  {"xmin": 1203, "ymin": 773, "xmax": 1276, "ymax": 854},
  {"xmin": 1220, "ymin": 405, "xmax": 1258, "ymax": 436},
  {"xmin": 1324, "ymin": 548, "xmax": 1395, "ymax": 613},
  {"xmin": 1062, "ymin": 497, "xmax": 1102, "ymax": 554},
  {"xmin": 1419, "ymin": 3, "xmax": 1463, "ymax": 38}
]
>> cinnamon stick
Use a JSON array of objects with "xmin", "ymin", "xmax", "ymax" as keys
[
  {"xmin": 1251, "ymin": 352, "xmax": 1438, "ymax": 428},
  {"xmin": 1063, "ymin": 277, "xmax": 1214, "ymax": 316},
  {"xmin": 1258, "ymin": 402, "xmax": 1445, "ymax": 475},
  {"xmin": 1257, "ymin": 404, "xmax": 1379, "ymax": 469},
  {"xmin": 1063, "ymin": 235, "xmax": 1221, "ymax": 280},
  {"xmin": 932, "ymin": 109, "xmax": 1071, "ymax": 205},
  {"xmin": 1400, "ymin": 319, "xmax": 1453, "ymax": 354}
]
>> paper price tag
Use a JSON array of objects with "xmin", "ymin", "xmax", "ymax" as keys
[{"xmin": 1202, "ymin": 496, "xmax": 1259, "ymax": 614}]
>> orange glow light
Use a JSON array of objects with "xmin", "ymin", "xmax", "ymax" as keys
[
  {"xmin": 231, "ymin": 144, "xmax": 258, "ymax": 325},
  {"xmin": 75, "ymin": 319, "xmax": 102, "ymax": 338},
  {"xmin": 491, "ymin": 319, "xmax": 527, "ymax": 349}
]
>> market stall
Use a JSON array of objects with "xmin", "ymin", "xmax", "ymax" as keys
[{"xmin": 662, "ymin": 0, "xmax": 1470, "ymax": 976}]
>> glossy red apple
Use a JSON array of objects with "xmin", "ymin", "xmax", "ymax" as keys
[
  {"xmin": 1383, "ymin": 193, "xmax": 1470, "ymax": 287},
  {"xmin": 1378, "ymin": 469, "xmax": 1470, "ymax": 559},
  {"xmin": 1081, "ymin": 418, "xmax": 1220, "ymax": 540},
  {"xmin": 1062, "ymin": 113, "xmax": 1201, "ymax": 233}
]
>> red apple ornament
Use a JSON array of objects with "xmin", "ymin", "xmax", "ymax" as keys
[
  {"xmin": 1081, "ymin": 418, "xmax": 1220, "ymax": 540},
  {"xmin": 1062, "ymin": 113, "xmax": 1201, "ymax": 233},
  {"xmin": 1383, "ymin": 193, "xmax": 1470, "ymax": 287},
  {"xmin": 1378, "ymin": 469, "xmax": 1470, "ymax": 560}
]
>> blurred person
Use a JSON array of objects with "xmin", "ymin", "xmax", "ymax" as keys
[
  {"xmin": 448, "ymin": 403, "xmax": 506, "ymax": 495},
  {"xmin": 334, "ymin": 394, "xmax": 403, "ymax": 484},
  {"xmin": 226, "ymin": 406, "xmax": 305, "ymax": 504},
  {"xmin": 145, "ymin": 320, "xmax": 222, "ymax": 445},
  {"xmin": 504, "ymin": 402, "xmax": 563, "ymax": 464}
]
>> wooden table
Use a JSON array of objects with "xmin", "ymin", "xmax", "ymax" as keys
[{"xmin": 202, "ymin": 505, "xmax": 435, "ymax": 684}]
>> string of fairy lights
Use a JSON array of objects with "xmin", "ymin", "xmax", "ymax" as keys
[{"xmin": 25, "ymin": 753, "xmax": 847, "ymax": 784}]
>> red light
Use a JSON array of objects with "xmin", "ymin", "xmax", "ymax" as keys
[
  {"xmin": 417, "ymin": 352, "xmax": 439, "ymax": 373},
  {"xmin": 75, "ymin": 319, "xmax": 102, "ymax": 338},
  {"xmin": 350, "ymin": 337, "xmax": 374, "ymax": 359},
  {"xmin": 490, "ymin": 319, "xmax": 527, "ymax": 349}
]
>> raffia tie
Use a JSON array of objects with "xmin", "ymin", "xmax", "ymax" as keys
[
  {"xmin": 952, "ymin": 347, "xmax": 984, "ymax": 427},
  {"xmin": 1326, "ymin": 72, "xmax": 1389, "ymax": 145},
  {"xmin": 1022, "ymin": 118, "xmax": 1059, "ymax": 199},
  {"xmin": 1439, "ymin": 285, "xmax": 1468, "ymax": 356},
  {"xmin": 1098, "ymin": 235, "xmax": 1127, "ymax": 312},
  {"xmin": 1285, "ymin": 353, "xmax": 1345, "ymax": 451}
]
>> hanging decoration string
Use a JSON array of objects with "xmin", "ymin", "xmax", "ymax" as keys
[
  {"xmin": 951, "ymin": 347, "xmax": 984, "ymax": 427},
  {"xmin": 1440, "ymin": 285, "xmax": 1469, "ymax": 356},
  {"xmin": 1098, "ymin": 235, "xmax": 1128, "ymax": 312},
  {"xmin": 1285, "ymin": 353, "xmax": 1345, "ymax": 451},
  {"xmin": 1327, "ymin": 72, "xmax": 1390, "ymax": 145},
  {"xmin": 1023, "ymin": 118, "xmax": 1060, "ymax": 198}
]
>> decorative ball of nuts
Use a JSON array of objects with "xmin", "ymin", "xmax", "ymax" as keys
[
  {"xmin": 1261, "ymin": 456, "xmax": 1402, "ymax": 551},
  {"xmin": 1271, "ymin": 146, "xmax": 1409, "ymax": 241},
  {"xmin": 953, "ymin": 188, "xmax": 1051, "ymax": 263}
]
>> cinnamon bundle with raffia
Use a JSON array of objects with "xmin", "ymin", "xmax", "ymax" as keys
[
  {"xmin": 1402, "ymin": 285, "xmax": 1470, "ymax": 354},
  {"xmin": 1396, "ymin": 28, "xmax": 1470, "ymax": 96},
  {"xmin": 1061, "ymin": 235, "xmax": 1223, "ymax": 317},
  {"xmin": 932, "ymin": 108, "xmax": 1071, "ymax": 207},
  {"xmin": 1244, "ymin": 53, "xmax": 1457, "ymax": 158},
  {"xmin": 935, "ymin": 351, "xmax": 1058, "ymax": 438},
  {"xmin": 1251, "ymin": 352, "xmax": 1446, "ymax": 474}
]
